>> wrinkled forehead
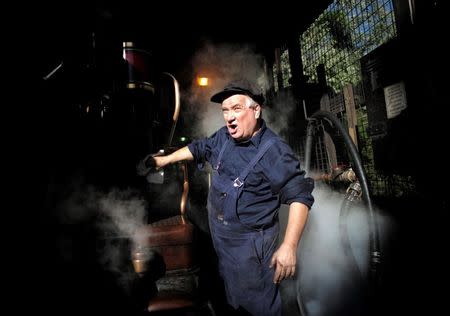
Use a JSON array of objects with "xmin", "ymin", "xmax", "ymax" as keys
[{"xmin": 221, "ymin": 94, "xmax": 249, "ymax": 108}]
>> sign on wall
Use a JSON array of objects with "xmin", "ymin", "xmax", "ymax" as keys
[{"xmin": 384, "ymin": 82, "xmax": 407, "ymax": 119}]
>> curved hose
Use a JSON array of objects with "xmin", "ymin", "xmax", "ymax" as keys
[
  {"xmin": 309, "ymin": 111, "xmax": 380, "ymax": 278},
  {"xmin": 299, "ymin": 110, "xmax": 381, "ymax": 315}
]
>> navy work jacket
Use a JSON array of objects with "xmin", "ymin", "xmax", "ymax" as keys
[{"xmin": 188, "ymin": 120, "xmax": 314, "ymax": 228}]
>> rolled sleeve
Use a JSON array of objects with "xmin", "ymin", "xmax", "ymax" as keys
[
  {"xmin": 187, "ymin": 129, "xmax": 224, "ymax": 170},
  {"xmin": 267, "ymin": 142, "xmax": 315, "ymax": 209},
  {"xmin": 280, "ymin": 176, "xmax": 315, "ymax": 208},
  {"xmin": 187, "ymin": 139, "xmax": 209, "ymax": 170}
]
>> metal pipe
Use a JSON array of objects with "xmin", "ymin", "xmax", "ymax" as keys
[
  {"xmin": 305, "ymin": 110, "xmax": 381, "ymax": 295},
  {"xmin": 162, "ymin": 72, "xmax": 180, "ymax": 146},
  {"xmin": 304, "ymin": 120, "xmax": 315, "ymax": 176}
]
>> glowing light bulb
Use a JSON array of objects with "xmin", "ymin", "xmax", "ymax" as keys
[{"xmin": 197, "ymin": 77, "xmax": 209, "ymax": 86}]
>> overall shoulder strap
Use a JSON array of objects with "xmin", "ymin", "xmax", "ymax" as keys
[
  {"xmin": 232, "ymin": 138, "xmax": 276, "ymax": 188},
  {"xmin": 214, "ymin": 138, "xmax": 230, "ymax": 170}
]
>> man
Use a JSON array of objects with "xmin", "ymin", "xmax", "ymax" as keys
[{"xmin": 144, "ymin": 79, "xmax": 314, "ymax": 315}]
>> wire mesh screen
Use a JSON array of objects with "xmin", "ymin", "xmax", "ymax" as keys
[
  {"xmin": 300, "ymin": 0, "xmax": 397, "ymax": 93},
  {"xmin": 272, "ymin": 45, "xmax": 292, "ymax": 91},
  {"xmin": 292, "ymin": 0, "xmax": 417, "ymax": 197}
]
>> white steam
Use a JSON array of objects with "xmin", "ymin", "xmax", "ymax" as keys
[
  {"xmin": 183, "ymin": 41, "xmax": 269, "ymax": 138},
  {"xmin": 279, "ymin": 183, "xmax": 395, "ymax": 315},
  {"xmin": 180, "ymin": 41, "xmax": 298, "ymax": 142},
  {"xmin": 264, "ymin": 89, "xmax": 297, "ymax": 138},
  {"xmin": 97, "ymin": 188, "xmax": 147, "ymax": 240},
  {"xmin": 58, "ymin": 185, "xmax": 148, "ymax": 290}
]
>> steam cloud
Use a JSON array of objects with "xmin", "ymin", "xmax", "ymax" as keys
[
  {"xmin": 264, "ymin": 89, "xmax": 297, "ymax": 139},
  {"xmin": 182, "ymin": 41, "xmax": 296, "ymax": 139},
  {"xmin": 57, "ymin": 184, "xmax": 149, "ymax": 291},
  {"xmin": 53, "ymin": 41, "xmax": 395, "ymax": 313},
  {"xmin": 279, "ymin": 183, "xmax": 394, "ymax": 315}
]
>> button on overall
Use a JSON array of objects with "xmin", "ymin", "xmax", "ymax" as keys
[{"xmin": 207, "ymin": 138, "xmax": 281, "ymax": 316}]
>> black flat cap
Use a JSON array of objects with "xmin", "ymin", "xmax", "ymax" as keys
[{"xmin": 210, "ymin": 79, "xmax": 265, "ymax": 105}]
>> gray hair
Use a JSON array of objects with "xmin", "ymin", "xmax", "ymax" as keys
[
  {"xmin": 244, "ymin": 95, "xmax": 258, "ymax": 109},
  {"xmin": 244, "ymin": 95, "xmax": 263, "ymax": 119}
]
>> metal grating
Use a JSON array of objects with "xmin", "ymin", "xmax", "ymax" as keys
[
  {"xmin": 300, "ymin": 0, "xmax": 397, "ymax": 92},
  {"xmin": 272, "ymin": 46, "xmax": 292, "ymax": 91},
  {"xmin": 313, "ymin": 128, "xmax": 331, "ymax": 173},
  {"xmin": 281, "ymin": 48, "xmax": 292, "ymax": 87},
  {"xmin": 288, "ymin": 81, "xmax": 416, "ymax": 197}
]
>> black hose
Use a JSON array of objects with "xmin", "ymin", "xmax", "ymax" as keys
[
  {"xmin": 304, "ymin": 121, "xmax": 315, "ymax": 175},
  {"xmin": 310, "ymin": 112, "xmax": 368, "ymax": 202},
  {"xmin": 299, "ymin": 110, "xmax": 381, "ymax": 315},
  {"xmin": 309, "ymin": 111, "xmax": 380, "ymax": 278},
  {"xmin": 339, "ymin": 185, "xmax": 365, "ymax": 282},
  {"xmin": 303, "ymin": 110, "xmax": 381, "ymax": 295}
]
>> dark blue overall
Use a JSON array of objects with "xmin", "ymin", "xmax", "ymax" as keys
[{"xmin": 207, "ymin": 138, "xmax": 281, "ymax": 316}]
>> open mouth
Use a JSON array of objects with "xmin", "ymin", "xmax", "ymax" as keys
[{"xmin": 228, "ymin": 123, "xmax": 238, "ymax": 134}]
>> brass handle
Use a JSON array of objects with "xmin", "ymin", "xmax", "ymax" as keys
[
  {"xmin": 180, "ymin": 162, "xmax": 189, "ymax": 218},
  {"xmin": 162, "ymin": 72, "xmax": 180, "ymax": 146}
]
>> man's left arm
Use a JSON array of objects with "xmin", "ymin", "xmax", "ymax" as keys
[
  {"xmin": 269, "ymin": 202, "xmax": 309, "ymax": 284},
  {"xmin": 266, "ymin": 142, "xmax": 314, "ymax": 283}
]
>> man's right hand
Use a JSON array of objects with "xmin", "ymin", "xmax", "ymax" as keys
[
  {"xmin": 153, "ymin": 156, "xmax": 168, "ymax": 169},
  {"xmin": 136, "ymin": 146, "xmax": 193, "ymax": 176},
  {"xmin": 136, "ymin": 154, "xmax": 157, "ymax": 176}
]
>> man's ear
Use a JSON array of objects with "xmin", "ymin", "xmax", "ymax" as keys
[{"xmin": 254, "ymin": 105, "xmax": 261, "ymax": 118}]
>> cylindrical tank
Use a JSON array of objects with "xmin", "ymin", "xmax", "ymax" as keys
[{"xmin": 122, "ymin": 42, "xmax": 155, "ymax": 93}]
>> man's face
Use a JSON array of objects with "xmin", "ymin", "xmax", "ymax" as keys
[{"xmin": 221, "ymin": 94, "xmax": 260, "ymax": 142}]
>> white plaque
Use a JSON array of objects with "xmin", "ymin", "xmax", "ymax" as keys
[{"xmin": 384, "ymin": 82, "xmax": 407, "ymax": 119}]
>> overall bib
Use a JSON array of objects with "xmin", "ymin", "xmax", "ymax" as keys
[{"xmin": 207, "ymin": 138, "xmax": 281, "ymax": 316}]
